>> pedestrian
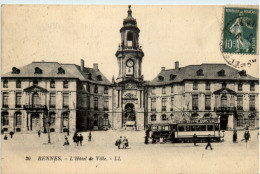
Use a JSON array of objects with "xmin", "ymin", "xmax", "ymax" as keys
[
  {"xmin": 63, "ymin": 135, "xmax": 69, "ymax": 146},
  {"xmin": 38, "ymin": 130, "xmax": 41, "ymax": 137},
  {"xmin": 9, "ymin": 131, "xmax": 14, "ymax": 139},
  {"xmin": 88, "ymin": 132, "xmax": 92, "ymax": 142},
  {"xmin": 144, "ymin": 135, "xmax": 149, "ymax": 144},
  {"xmin": 205, "ymin": 134, "xmax": 213, "ymax": 150},
  {"xmin": 73, "ymin": 133, "xmax": 79, "ymax": 146},
  {"xmin": 244, "ymin": 129, "xmax": 250, "ymax": 143},
  {"xmin": 4, "ymin": 134, "xmax": 8, "ymax": 140},
  {"xmin": 170, "ymin": 130, "xmax": 175, "ymax": 143},
  {"xmin": 233, "ymin": 130, "xmax": 237, "ymax": 143},
  {"xmin": 123, "ymin": 136, "xmax": 128, "ymax": 149},
  {"xmin": 115, "ymin": 136, "xmax": 122, "ymax": 149},
  {"xmin": 79, "ymin": 134, "xmax": 83, "ymax": 146},
  {"xmin": 193, "ymin": 133, "xmax": 197, "ymax": 146},
  {"xmin": 159, "ymin": 134, "xmax": 164, "ymax": 144}
]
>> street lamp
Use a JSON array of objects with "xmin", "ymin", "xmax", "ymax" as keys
[{"xmin": 67, "ymin": 110, "xmax": 70, "ymax": 136}]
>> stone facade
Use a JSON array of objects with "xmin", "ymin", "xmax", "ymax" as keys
[{"xmin": 1, "ymin": 6, "xmax": 259, "ymax": 133}]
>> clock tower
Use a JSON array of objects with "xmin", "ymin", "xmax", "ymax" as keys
[{"xmin": 115, "ymin": 5, "xmax": 144, "ymax": 82}]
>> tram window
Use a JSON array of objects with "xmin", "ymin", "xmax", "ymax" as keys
[
  {"xmin": 164, "ymin": 126, "xmax": 169, "ymax": 131},
  {"xmin": 186, "ymin": 126, "xmax": 191, "ymax": 131},
  {"xmin": 158, "ymin": 126, "xmax": 162, "ymax": 131},
  {"xmin": 178, "ymin": 126, "xmax": 185, "ymax": 132},
  {"xmin": 152, "ymin": 126, "xmax": 157, "ymax": 131},
  {"xmin": 191, "ymin": 126, "xmax": 196, "ymax": 131},
  {"xmin": 207, "ymin": 125, "xmax": 214, "ymax": 131},
  {"xmin": 215, "ymin": 124, "xmax": 220, "ymax": 131},
  {"xmin": 196, "ymin": 125, "xmax": 206, "ymax": 131}
]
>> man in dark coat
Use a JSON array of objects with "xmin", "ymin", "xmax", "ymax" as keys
[
  {"xmin": 193, "ymin": 133, "xmax": 198, "ymax": 146},
  {"xmin": 88, "ymin": 132, "xmax": 92, "ymax": 142},
  {"xmin": 233, "ymin": 130, "xmax": 237, "ymax": 143},
  {"xmin": 79, "ymin": 134, "xmax": 83, "ymax": 146},
  {"xmin": 205, "ymin": 134, "xmax": 213, "ymax": 150},
  {"xmin": 244, "ymin": 130, "xmax": 250, "ymax": 143},
  {"xmin": 38, "ymin": 130, "xmax": 41, "ymax": 137},
  {"xmin": 9, "ymin": 131, "xmax": 14, "ymax": 139}
]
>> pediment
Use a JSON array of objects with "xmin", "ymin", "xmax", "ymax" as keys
[
  {"xmin": 213, "ymin": 87, "xmax": 236, "ymax": 95},
  {"xmin": 24, "ymin": 85, "xmax": 48, "ymax": 93}
]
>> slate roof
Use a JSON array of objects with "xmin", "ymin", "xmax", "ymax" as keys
[
  {"xmin": 2, "ymin": 62, "xmax": 111, "ymax": 85},
  {"xmin": 149, "ymin": 64, "xmax": 258, "ymax": 86}
]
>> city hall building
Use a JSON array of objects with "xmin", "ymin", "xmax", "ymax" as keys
[{"xmin": 1, "ymin": 6, "xmax": 259, "ymax": 133}]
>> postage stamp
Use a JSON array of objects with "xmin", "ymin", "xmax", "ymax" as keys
[{"xmin": 223, "ymin": 7, "xmax": 258, "ymax": 55}]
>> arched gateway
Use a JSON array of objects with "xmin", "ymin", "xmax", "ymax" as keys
[{"xmin": 123, "ymin": 103, "xmax": 136, "ymax": 128}]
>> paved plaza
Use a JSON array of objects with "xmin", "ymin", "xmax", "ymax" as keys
[{"xmin": 1, "ymin": 130, "xmax": 259, "ymax": 174}]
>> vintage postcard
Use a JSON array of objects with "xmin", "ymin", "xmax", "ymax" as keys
[{"xmin": 1, "ymin": 4, "xmax": 259, "ymax": 174}]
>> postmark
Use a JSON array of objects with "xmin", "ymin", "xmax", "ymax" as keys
[{"xmin": 220, "ymin": 7, "xmax": 258, "ymax": 69}]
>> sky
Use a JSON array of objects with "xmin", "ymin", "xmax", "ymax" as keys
[{"xmin": 1, "ymin": 5, "xmax": 259, "ymax": 81}]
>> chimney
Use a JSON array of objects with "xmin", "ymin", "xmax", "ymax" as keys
[
  {"xmin": 80, "ymin": 59, "xmax": 84, "ymax": 71},
  {"xmin": 93, "ymin": 63, "xmax": 99, "ymax": 71},
  {"xmin": 175, "ymin": 61, "xmax": 179, "ymax": 70},
  {"xmin": 161, "ymin": 67, "xmax": 165, "ymax": 71}
]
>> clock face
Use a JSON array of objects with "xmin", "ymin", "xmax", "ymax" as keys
[{"xmin": 127, "ymin": 59, "xmax": 134, "ymax": 67}]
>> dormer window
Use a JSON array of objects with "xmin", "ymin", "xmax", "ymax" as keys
[
  {"xmin": 238, "ymin": 70, "xmax": 247, "ymax": 76},
  {"xmin": 218, "ymin": 69, "xmax": 225, "ymax": 76},
  {"xmin": 12, "ymin": 67, "xmax": 20, "ymax": 74},
  {"xmin": 170, "ymin": 74, "xmax": 176, "ymax": 80},
  {"xmin": 158, "ymin": 76, "xmax": 164, "ymax": 81},
  {"xmin": 34, "ymin": 67, "xmax": 43, "ymax": 74},
  {"xmin": 57, "ymin": 67, "xmax": 65, "ymax": 74},
  {"xmin": 96, "ymin": 75, "xmax": 103, "ymax": 81},
  {"xmin": 94, "ymin": 86, "xmax": 98, "ymax": 93},
  {"xmin": 88, "ymin": 73, "xmax": 92, "ymax": 80},
  {"xmin": 3, "ymin": 80, "xmax": 8, "ymax": 88},
  {"xmin": 196, "ymin": 69, "xmax": 204, "ymax": 76}
]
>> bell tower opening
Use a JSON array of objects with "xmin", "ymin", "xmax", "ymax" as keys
[{"xmin": 127, "ymin": 32, "xmax": 133, "ymax": 47}]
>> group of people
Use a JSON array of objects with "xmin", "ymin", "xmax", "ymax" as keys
[
  {"xmin": 115, "ymin": 136, "xmax": 129, "ymax": 149},
  {"xmin": 63, "ymin": 132, "xmax": 92, "ymax": 146},
  {"xmin": 233, "ymin": 129, "xmax": 251, "ymax": 143}
]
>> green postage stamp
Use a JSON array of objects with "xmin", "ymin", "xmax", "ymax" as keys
[{"xmin": 223, "ymin": 8, "xmax": 258, "ymax": 54}]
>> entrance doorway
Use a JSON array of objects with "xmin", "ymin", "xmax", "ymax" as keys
[
  {"xmin": 220, "ymin": 115, "xmax": 228, "ymax": 130},
  {"xmin": 124, "ymin": 103, "xmax": 136, "ymax": 127},
  {"xmin": 31, "ymin": 113, "xmax": 40, "ymax": 131}
]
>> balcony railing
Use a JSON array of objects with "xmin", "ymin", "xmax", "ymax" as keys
[
  {"xmin": 49, "ymin": 105, "xmax": 56, "ymax": 109},
  {"xmin": 205, "ymin": 106, "xmax": 211, "ymax": 110},
  {"xmin": 2, "ymin": 105, "xmax": 9, "ymax": 108},
  {"xmin": 15, "ymin": 105, "xmax": 22, "ymax": 108},
  {"xmin": 63, "ymin": 105, "xmax": 69, "ymax": 109},
  {"xmin": 214, "ymin": 107, "xmax": 236, "ymax": 112},
  {"xmin": 250, "ymin": 107, "xmax": 256, "ymax": 111},
  {"xmin": 23, "ymin": 104, "xmax": 47, "ymax": 110}
]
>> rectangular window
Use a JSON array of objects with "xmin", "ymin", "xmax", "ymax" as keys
[
  {"xmin": 249, "ymin": 95, "xmax": 255, "ymax": 111},
  {"xmin": 15, "ymin": 113, "xmax": 22, "ymax": 126},
  {"xmin": 104, "ymin": 87, "xmax": 108, "ymax": 94},
  {"xmin": 2, "ymin": 92, "xmax": 9, "ymax": 108},
  {"xmin": 222, "ymin": 83, "xmax": 226, "ymax": 88},
  {"xmin": 50, "ymin": 80, "xmax": 55, "ymax": 88},
  {"xmin": 94, "ymin": 97, "xmax": 98, "ymax": 110},
  {"xmin": 162, "ymin": 98, "xmax": 166, "ymax": 111},
  {"xmin": 193, "ymin": 81, "xmax": 198, "ymax": 90},
  {"xmin": 33, "ymin": 80, "xmax": 38, "ymax": 86},
  {"xmin": 151, "ymin": 98, "xmax": 156, "ymax": 111},
  {"xmin": 192, "ymin": 94, "xmax": 198, "ymax": 110},
  {"xmin": 151, "ymin": 87, "xmax": 155, "ymax": 95},
  {"xmin": 94, "ymin": 114, "xmax": 98, "ymax": 126},
  {"xmin": 15, "ymin": 92, "xmax": 22, "ymax": 108},
  {"xmin": 206, "ymin": 82, "xmax": 210, "ymax": 90},
  {"xmin": 140, "ymin": 91, "xmax": 142, "ymax": 108},
  {"xmin": 230, "ymin": 96, "xmax": 235, "ymax": 107},
  {"xmin": 63, "ymin": 81, "xmax": 68, "ymax": 88},
  {"xmin": 3, "ymin": 80, "xmax": 8, "ymax": 88},
  {"xmin": 87, "ymin": 96, "xmax": 90, "ymax": 109},
  {"xmin": 50, "ymin": 93, "xmax": 56, "ymax": 108},
  {"xmin": 62, "ymin": 113, "xmax": 69, "ymax": 127},
  {"xmin": 63, "ymin": 93, "xmax": 69, "ymax": 108},
  {"xmin": 238, "ymin": 83, "xmax": 243, "ymax": 91},
  {"xmin": 237, "ymin": 117, "xmax": 243, "ymax": 127},
  {"xmin": 250, "ymin": 83, "xmax": 255, "ymax": 91},
  {"xmin": 170, "ymin": 97, "xmax": 174, "ymax": 111},
  {"xmin": 104, "ymin": 98, "xmax": 109, "ymax": 111},
  {"xmin": 171, "ymin": 85, "xmax": 174, "ymax": 93},
  {"xmin": 2, "ymin": 113, "xmax": 9, "ymax": 126},
  {"xmin": 103, "ymin": 114, "xmax": 109, "ymax": 126},
  {"xmin": 162, "ymin": 87, "xmax": 166, "ymax": 94},
  {"xmin": 205, "ymin": 95, "xmax": 211, "ymax": 110},
  {"xmin": 237, "ymin": 95, "xmax": 243, "ymax": 110},
  {"xmin": 16, "ymin": 80, "xmax": 21, "ymax": 88}
]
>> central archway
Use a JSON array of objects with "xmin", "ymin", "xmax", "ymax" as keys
[{"xmin": 124, "ymin": 103, "xmax": 136, "ymax": 127}]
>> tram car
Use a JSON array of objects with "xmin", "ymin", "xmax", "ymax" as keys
[{"xmin": 148, "ymin": 122, "xmax": 224, "ymax": 143}]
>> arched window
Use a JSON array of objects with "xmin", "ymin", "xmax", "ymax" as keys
[
  {"xmin": 127, "ymin": 32, "xmax": 133, "ymax": 47},
  {"xmin": 221, "ymin": 95, "xmax": 227, "ymax": 107},
  {"xmin": 32, "ymin": 93, "xmax": 40, "ymax": 106},
  {"xmin": 151, "ymin": 114, "xmax": 156, "ymax": 121},
  {"xmin": 161, "ymin": 114, "xmax": 167, "ymax": 121}
]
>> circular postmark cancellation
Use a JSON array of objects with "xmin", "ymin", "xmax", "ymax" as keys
[{"xmin": 220, "ymin": 7, "xmax": 258, "ymax": 69}]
